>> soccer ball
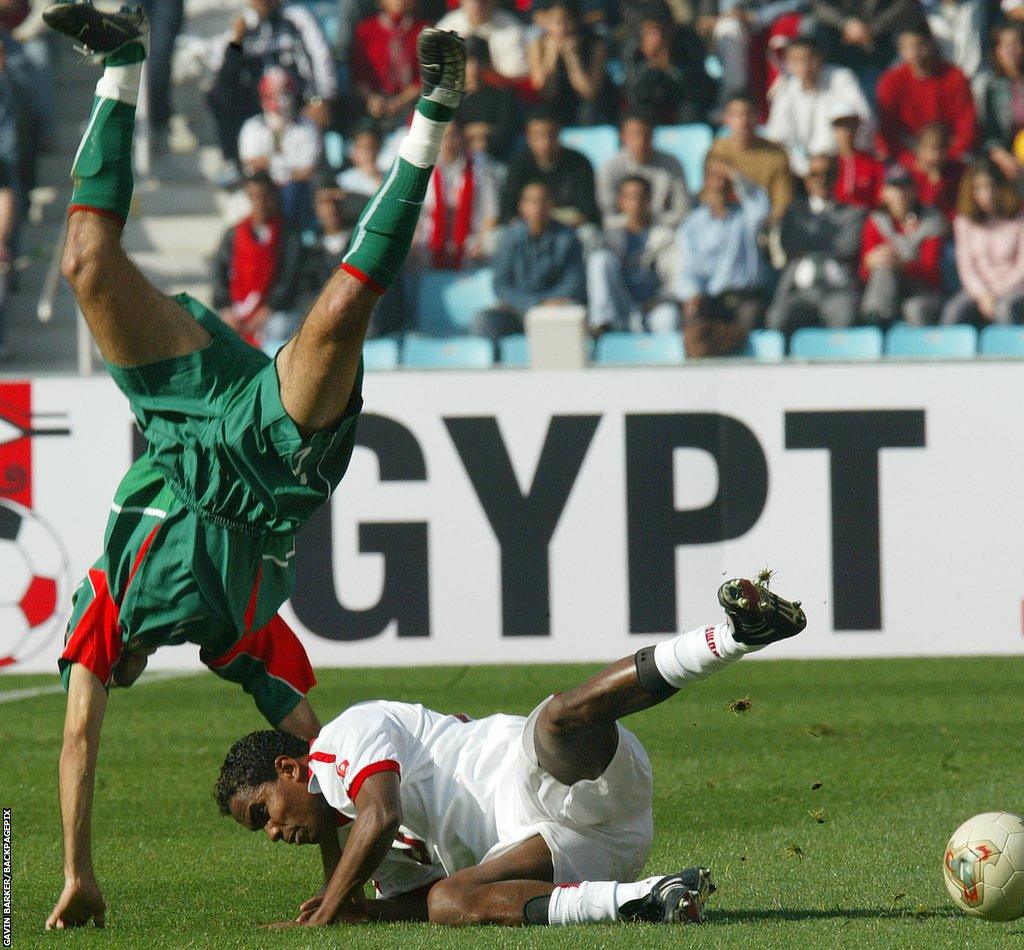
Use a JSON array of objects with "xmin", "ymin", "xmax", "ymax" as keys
[
  {"xmin": 943, "ymin": 812, "xmax": 1024, "ymax": 921},
  {"xmin": 0, "ymin": 498, "xmax": 70, "ymax": 668}
]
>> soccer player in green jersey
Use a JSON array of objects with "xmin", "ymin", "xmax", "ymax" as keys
[{"xmin": 42, "ymin": 1, "xmax": 466, "ymax": 929}]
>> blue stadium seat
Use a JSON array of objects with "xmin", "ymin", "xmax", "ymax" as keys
[
  {"xmin": 362, "ymin": 337, "xmax": 400, "ymax": 371},
  {"xmin": 559, "ymin": 125, "xmax": 619, "ymax": 172},
  {"xmin": 980, "ymin": 324, "xmax": 1024, "ymax": 356},
  {"xmin": 745, "ymin": 329, "xmax": 785, "ymax": 361},
  {"xmin": 416, "ymin": 268, "xmax": 497, "ymax": 335},
  {"xmin": 653, "ymin": 124, "xmax": 713, "ymax": 193},
  {"xmin": 595, "ymin": 332, "xmax": 685, "ymax": 366},
  {"xmin": 499, "ymin": 334, "xmax": 529, "ymax": 367},
  {"xmin": 884, "ymin": 324, "xmax": 977, "ymax": 358},
  {"xmin": 790, "ymin": 326, "xmax": 884, "ymax": 360},
  {"xmin": 323, "ymin": 131, "xmax": 345, "ymax": 171},
  {"xmin": 401, "ymin": 334, "xmax": 494, "ymax": 369}
]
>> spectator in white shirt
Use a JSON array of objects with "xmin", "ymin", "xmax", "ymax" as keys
[
  {"xmin": 436, "ymin": 0, "xmax": 529, "ymax": 80},
  {"xmin": 597, "ymin": 112, "xmax": 692, "ymax": 228},
  {"xmin": 238, "ymin": 67, "xmax": 322, "ymax": 225},
  {"xmin": 765, "ymin": 36, "xmax": 873, "ymax": 177},
  {"xmin": 337, "ymin": 123, "xmax": 385, "ymax": 201}
]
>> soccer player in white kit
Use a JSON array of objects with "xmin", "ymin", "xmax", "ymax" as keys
[{"xmin": 216, "ymin": 574, "xmax": 806, "ymax": 927}]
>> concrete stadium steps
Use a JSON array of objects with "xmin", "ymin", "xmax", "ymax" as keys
[{"xmin": 2, "ymin": 0, "xmax": 243, "ymax": 374}]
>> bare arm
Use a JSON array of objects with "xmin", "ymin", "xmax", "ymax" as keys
[
  {"xmin": 304, "ymin": 772, "xmax": 403, "ymax": 925},
  {"xmin": 563, "ymin": 36, "xmax": 605, "ymax": 101},
  {"xmin": 0, "ymin": 187, "xmax": 15, "ymax": 255},
  {"xmin": 528, "ymin": 36, "xmax": 559, "ymax": 91},
  {"xmin": 46, "ymin": 664, "xmax": 108, "ymax": 930}
]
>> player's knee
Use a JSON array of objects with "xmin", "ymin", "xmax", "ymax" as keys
[
  {"xmin": 426, "ymin": 879, "xmax": 493, "ymax": 926},
  {"xmin": 542, "ymin": 692, "xmax": 587, "ymax": 736},
  {"xmin": 426, "ymin": 877, "xmax": 463, "ymax": 925}
]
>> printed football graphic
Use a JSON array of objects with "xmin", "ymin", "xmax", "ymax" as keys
[{"xmin": 0, "ymin": 498, "xmax": 71, "ymax": 668}]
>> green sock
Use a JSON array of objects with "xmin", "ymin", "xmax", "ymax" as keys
[
  {"xmin": 69, "ymin": 42, "xmax": 146, "ymax": 224},
  {"xmin": 341, "ymin": 96, "xmax": 455, "ymax": 291}
]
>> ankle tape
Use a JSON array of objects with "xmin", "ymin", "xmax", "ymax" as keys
[{"xmin": 635, "ymin": 647, "xmax": 679, "ymax": 700}]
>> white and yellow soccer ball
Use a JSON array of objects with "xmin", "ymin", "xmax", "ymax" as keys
[{"xmin": 943, "ymin": 812, "xmax": 1024, "ymax": 921}]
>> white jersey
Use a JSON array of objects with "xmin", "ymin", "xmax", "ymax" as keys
[
  {"xmin": 308, "ymin": 701, "xmax": 525, "ymax": 877},
  {"xmin": 308, "ymin": 699, "xmax": 656, "ymax": 889}
]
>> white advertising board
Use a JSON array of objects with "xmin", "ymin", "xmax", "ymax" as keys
[{"xmin": 1, "ymin": 361, "xmax": 1021, "ymax": 675}]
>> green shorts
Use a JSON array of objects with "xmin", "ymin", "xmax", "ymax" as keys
[{"xmin": 60, "ymin": 295, "xmax": 362, "ymax": 725}]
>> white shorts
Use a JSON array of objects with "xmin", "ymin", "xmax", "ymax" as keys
[{"xmin": 484, "ymin": 697, "xmax": 655, "ymax": 883}]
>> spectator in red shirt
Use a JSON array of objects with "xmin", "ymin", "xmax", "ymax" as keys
[
  {"xmin": 875, "ymin": 20, "xmax": 976, "ymax": 165},
  {"xmin": 212, "ymin": 173, "xmax": 303, "ymax": 353},
  {"xmin": 830, "ymin": 101, "xmax": 885, "ymax": 208},
  {"xmin": 902, "ymin": 123, "xmax": 964, "ymax": 221},
  {"xmin": 352, "ymin": 0, "xmax": 427, "ymax": 131},
  {"xmin": 860, "ymin": 165, "xmax": 946, "ymax": 326}
]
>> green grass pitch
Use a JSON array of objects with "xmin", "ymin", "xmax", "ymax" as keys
[{"xmin": 4, "ymin": 656, "xmax": 1024, "ymax": 948}]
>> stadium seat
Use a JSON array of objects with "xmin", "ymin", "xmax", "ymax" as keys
[
  {"xmin": 499, "ymin": 334, "xmax": 529, "ymax": 367},
  {"xmin": 884, "ymin": 324, "xmax": 978, "ymax": 358},
  {"xmin": 979, "ymin": 324, "xmax": 1024, "ymax": 356},
  {"xmin": 595, "ymin": 332, "xmax": 685, "ymax": 366},
  {"xmin": 653, "ymin": 124, "xmax": 713, "ymax": 192},
  {"xmin": 559, "ymin": 125, "xmax": 619, "ymax": 172},
  {"xmin": 790, "ymin": 326, "xmax": 884, "ymax": 360},
  {"xmin": 362, "ymin": 337, "xmax": 400, "ymax": 371},
  {"xmin": 401, "ymin": 334, "xmax": 495, "ymax": 369},
  {"xmin": 745, "ymin": 329, "xmax": 785, "ymax": 361},
  {"xmin": 416, "ymin": 268, "xmax": 497, "ymax": 335},
  {"xmin": 323, "ymin": 131, "xmax": 345, "ymax": 171}
]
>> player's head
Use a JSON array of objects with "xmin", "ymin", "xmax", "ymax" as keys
[{"xmin": 214, "ymin": 730, "xmax": 332, "ymax": 846}]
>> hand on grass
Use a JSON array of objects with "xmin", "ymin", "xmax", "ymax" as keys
[{"xmin": 46, "ymin": 877, "xmax": 106, "ymax": 929}]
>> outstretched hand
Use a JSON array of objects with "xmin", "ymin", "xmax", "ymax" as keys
[{"xmin": 46, "ymin": 877, "xmax": 106, "ymax": 930}]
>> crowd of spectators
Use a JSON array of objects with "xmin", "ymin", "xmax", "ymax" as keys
[
  {"xmin": 0, "ymin": 0, "xmax": 57, "ymax": 361},
  {"xmin": 206, "ymin": 0, "xmax": 1024, "ymax": 358}
]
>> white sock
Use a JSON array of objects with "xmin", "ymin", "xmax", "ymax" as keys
[
  {"xmin": 95, "ymin": 58, "xmax": 143, "ymax": 106},
  {"xmin": 398, "ymin": 111, "xmax": 447, "ymax": 169},
  {"xmin": 547, "ymin": 877, "xmax": 665, "ymax": 925},
  {"xmin": 653, "ymin": 619, "xmax": 753, "ymax": 689}
]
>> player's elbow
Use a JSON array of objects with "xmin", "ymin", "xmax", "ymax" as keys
[{"xmin": 364, "ymin": 803, "xmax": 402, "ymax": 841}]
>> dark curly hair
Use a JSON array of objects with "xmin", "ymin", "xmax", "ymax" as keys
[{"xmin": 214, "ymin": 730, "xmax": 309, "ymax": 816}]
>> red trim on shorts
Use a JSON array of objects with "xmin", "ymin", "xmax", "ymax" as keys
[
  {"xmin": 60, "ymin": 525, "xmax": 161, "ymax": 686},
  {"xmin": 67, "ymin": 204, "xmax": 126, "ymax": 228},
  {"xmin": 309, "ymin": 750, "xmax": 336, "ymax": 765},
  {"xmin": 0, "ymin": 657, "xmax": 14, "ymax": 668},
  {"xmin": 60, "ymin": 568, "xmax": 122, "ymax": 686},
  {"xmin": 396, "ymin": 833, "xmax": 432, "ymax": 866},
  {"xmin": 347, "ymin": 760, "xmax": 401, "ymax": 802},
  {"xmin": 340, "ymin": 262, "xmax": 386, "ymax": 296},
  {"xmin": 205, "ymin": 614, "xmax": 316, "ymax": 697}
]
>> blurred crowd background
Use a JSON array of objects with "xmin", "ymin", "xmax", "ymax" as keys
[{"xmin": 6, "ymin": 0, "xmax": 1024, "ymax": 366}]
